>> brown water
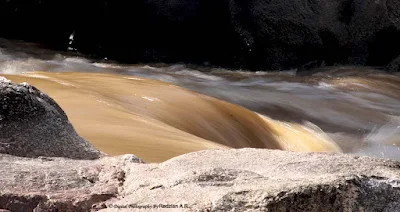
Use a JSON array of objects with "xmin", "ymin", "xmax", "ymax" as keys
[{"xmin": 1, "ymin": 39, "xmax": 400, "ymax": 162}]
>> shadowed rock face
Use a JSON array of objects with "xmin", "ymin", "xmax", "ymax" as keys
[
  {"xmin": 1, "ymin": 0, "xmax": 400, "ymax": 70},
  {"xmin": 0, "ymin": 77, "xmax": 103, "ymax": 159},
  {"xmin": 387, "ymin": 56, "xmax": 400, "ymax": 72},
  {"xmin": 0, "ymin": 149, "xmax": 399, "ymax": 212}
]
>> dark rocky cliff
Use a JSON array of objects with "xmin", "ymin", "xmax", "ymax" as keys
[{"xmin": 1, "ymin": 0, "xmax": 400, "ymax": 71}]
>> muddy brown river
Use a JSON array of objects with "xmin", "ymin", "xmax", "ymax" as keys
[{"xmin": 1, "ymin": 39, "xmax": 399, "ymax": 162}]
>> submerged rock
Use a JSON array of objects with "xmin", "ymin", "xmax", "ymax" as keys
[
  {"xmin": 0, "ymin": 77, "xmax": 103, "ymax": 159},
  {"xmin": 0, "ymin": 149, "xmax": 399, "ymax": 211}
]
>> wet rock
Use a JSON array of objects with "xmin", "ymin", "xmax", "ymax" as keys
[{"xmin": 0, "ymin": 77, "xmax": 103, "ymax": 159}]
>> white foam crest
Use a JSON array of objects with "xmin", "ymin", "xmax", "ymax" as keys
[
  {"xmin": 130, "ymin": 72, "xmax": 179, "ymax": 84},
  {"xmin": 141, "ymin": 96, "xmax": 161, "ymax": 102},
  {"xmin": 125, "ymin": 77, "xmax": 144, "ymax": 81},
  {"xmin": 63, "ymin": 57, "xmax": 91, "ymax": 64},
  {"xmin": 141, "ymin": 65, "xmax": 158, "ymax": 70},
  {"xmin": 92, "ymin": 62, "xmax": 123, "ymax": 69},
  {"xmin": 0, "ymin": 60, "xmax": 38, "ymax": 74},
  {"xmin": 23, "ymin": 73, "xmax": 76, "ymax": 87},
  {"xmin": 364, "ymin": 123, "xmax": 400, "ymax": 146},
  {"xmin": 175, "ymin": 70, "xmax": 224, "ymax": 81},
  {"xmin": 0, "ymin": 76, "xmax": 11, "ymax": 83},
  {"xmin": 316, "ymin": 82, "xmax": 335, "ymax": 90},
  {"xmin": 351, "ymin": 121, "xmax": 400, "ymax": 160}
]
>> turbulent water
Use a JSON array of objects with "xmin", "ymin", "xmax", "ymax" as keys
[{"xmin": 1, "ymin": 39, "xmax": 400, "ymax": 162}]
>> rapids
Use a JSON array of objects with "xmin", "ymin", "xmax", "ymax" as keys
[{"xmin": 1, "ymin": 39, "xmax": 399, "ymax": 162}]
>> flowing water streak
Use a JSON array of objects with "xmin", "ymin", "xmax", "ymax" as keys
[
  {"xmin": 3, "ymin": 72, "xmax": 341, "ymax": 162},
  {"xmin": 1, "ymin": 40, "xmax": 400, "ymax": 161}
]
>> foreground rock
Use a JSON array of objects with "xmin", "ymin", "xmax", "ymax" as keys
[
  {"xmin": 1, "ymin": 149, "xmax": 399, "ymax": 211},
  {"xmin": 0, "ymin": 154, "xmax": 143, "ymax": 212},
  {"xmin": 0, "ymin": 77, "xmax": 102, "ymax": 159}
]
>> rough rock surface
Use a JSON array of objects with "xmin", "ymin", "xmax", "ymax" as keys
[
  {"xmin": 1, "ymin": 149, "xmax": 399, "ymax": 212},
  {"xmin": 1, "ymin": 0, "xmax": 400, "ymax": 70},
  {"xmin": 387, "ymin": 55, "xmax": 400, "ymax": 72},
  {"xmin": 0, "ymin": 77, "xmax": 102, "ymax": 159},
  {"xmin": 0, "ymin": 153, "xmax": 143, "ymax": 212}
]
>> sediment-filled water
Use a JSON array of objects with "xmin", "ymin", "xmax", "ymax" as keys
[{"xmin": 1, "ymin": 39, "xmax": 399, "ymax": 162}]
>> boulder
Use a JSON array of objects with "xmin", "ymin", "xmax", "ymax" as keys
[
  {"xmin": 103, "ymin": 149, "xmax": 400, "ymax": 212},
  {"xmin": 0, "ymin": 77, "xmax": 103, "ymax": 159},
  {"xmin": 0, "ymin": 149, "xmax": 399, "ymax": 211}
]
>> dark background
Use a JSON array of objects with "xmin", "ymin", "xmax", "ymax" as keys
[{"xmin": 1, "ymin": 0, "xmax": 400, "ymax": 71}]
